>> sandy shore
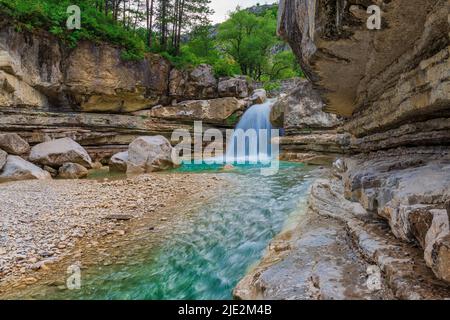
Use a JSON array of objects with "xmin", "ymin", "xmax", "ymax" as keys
[{"xmin": 0, "ymin": 172, "xmax": 224, "ymax": 292}]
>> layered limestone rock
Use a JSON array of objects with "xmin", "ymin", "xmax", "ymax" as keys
[
  {"xmin": 341, "ymin": 148, "xmax": 450, "ymax": 283},
  {"xmin": 0, "ymin": 22, "xmax": 171, "ymax": 112},
  {"xmin": 237, "ymin": 0, "xmax": 450, "ymax": 299},
  {"xmin": 235, "ymin": 174, "xmax": 450, "ymax": 300},
  {"xmin": 277, "ymin": 0, "xmax": 449, "ymax": 119},
  {"xmin": 147, "ymin": 97, "xmax": 247, "ymax": 125},
  {"xmin": 271, "ymin": 80, "xmax": 345, "ymax": 164}
]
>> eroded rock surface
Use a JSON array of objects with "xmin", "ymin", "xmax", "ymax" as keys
[
  {"xmin": 169, "ymin": 64, "xmax": 218, "ymax": 101},
  {"xmin": 341, "ymin": 148, "xmax": 450, "ymax": 283},
  {"xmin": 148, "ymin": 98, "xmax": 247, "ymax": 125},
  {"xmin": 235, "ymin": 174, "xmax": 450, "ymax": 300}
]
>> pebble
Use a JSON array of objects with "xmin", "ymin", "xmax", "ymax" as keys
[{"xmin": 0, "ymin": 173, "xmax": 222, "ymax": 286}]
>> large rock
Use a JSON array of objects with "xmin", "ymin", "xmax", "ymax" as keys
[
  {"xmin": 148, "ymin": 97, "xmax": 247, "ymax": 125},
  {"xmin": 249, "ymin": 89, "xmax": 267, "ymax": 105},
  {"xmin": 218, "ymin": 76, "xmax": 250, "ymax": 98},
  {"xmin": 0, "ymin": 133, "xmax": 30, "ymax": 155},
  {"xmin": 127, "ymin": 136, "xmax": 178, "ymax": 174},
  {"xmin": 29, "ymin": 138, "xmax": 93, "ymax": 168},
  {"xmin": 0, "ymin": 155, "xmax": 51, "ymax": 183},
  {"xmin": 341, "ymin": 148, "xmax": 450, "ymax": 283},
  {"xmin": 109, "ymin": 151, "xmax": 128, "ymax": 173},
  {"xmin": 65, "ymin": 43, "xmax": 171, "ymax": 112},
  {"xmin": 169, "ymin": 64, "xmax": 218, "ymax": 101},
  {"xmin": 58, "ymin": 163, "xmax": 88, "ymax": 179},
  {"xmin": 277, "ymin": 0, "xmax": 449, "ymax": 127},
  {"xmin": 270, "ymin": 80, "xmax": 341, "ymax": 132},
  {"xmin": 0, "ymin": 148, "xmax": 6, "ymax": 170},
  {"xmin": 0, "ymin": 23, "xmax": 171, "ymax": 112}
]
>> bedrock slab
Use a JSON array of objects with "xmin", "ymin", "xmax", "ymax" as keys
[{"xmin": 235, "ymin": 176, "xmax": 450, "ymax": 300}]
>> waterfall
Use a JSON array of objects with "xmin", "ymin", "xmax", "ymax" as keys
[{"xmin": 226, "ymin": 99, "xmax": 276, "ymax": 164}]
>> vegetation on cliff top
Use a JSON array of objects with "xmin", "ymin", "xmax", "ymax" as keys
[{"xmin": 0, "ymin": 0, "xmax": 302, "ymax": 82}]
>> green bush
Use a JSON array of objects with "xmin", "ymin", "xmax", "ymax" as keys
[{"xmin": 0, "ymin": 0, "xmax": 146, "ymax": 60}]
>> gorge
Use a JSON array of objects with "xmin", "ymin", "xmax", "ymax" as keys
[{"xmin": 0, "ymin": 0, "xmax": 449, "ymax": 300}]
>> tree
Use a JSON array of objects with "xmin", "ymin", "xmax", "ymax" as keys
[{"xmin": 217, "ymin": 9, "xmax": 276, "ymax": 80}]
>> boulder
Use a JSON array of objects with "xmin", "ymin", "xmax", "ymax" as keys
[
  {"xmin": 109, "ymin": 151, "xmax": 128, "ymax": 173},
  {"xmin": 0, "ymin": 133, "xmax": 30, "ymax": 155},
  {"xmin": 149, "ymin": 97, "xmax": 246, "ymax": 124},
  {"xmin": 218, "ymin": 76, "xmax": 250, "ymax": 98},
  {"xmin": 169, "ymin": 64, "xmax": 218, "ymax": 100},
  {"xmin": 270, "ymin": 81, "xmax": 341, "ymax": 133},
  {"xmin": 127, "ymin": 136, "xmax": 178, "ymax": 174},
  {"xmin": 0, "ymin": 148, "xmax": 6, "ymax": 170},
  {"xmin": 0, "ymin": 155, "xmax": 51, "ymax": 183},
  {"xmin": 43, "ymin": 165, "xmax": 58, "ymax": 178},
  {"xmin": 29, "ymin": 138, "xmax": 93, "ymax": 169},
  {"xmin": 249, "ymin": 89, "xmax": 267, "ymax": 105},
  {"xmin": 58, "ymin": 163, "xmax": 89, "ymax": 179}
]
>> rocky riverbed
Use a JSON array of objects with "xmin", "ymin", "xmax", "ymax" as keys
[{"xmin": 0, "ymin": 173, "xmax": 224, "ymax": 293}]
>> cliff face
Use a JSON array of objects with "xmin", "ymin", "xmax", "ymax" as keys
[
  {"xmin": 0, "ymin": 22, "xmax": 252, "ymax": 161},
  {"xmin": 236, "ymin": 1, "xmax": 450, "ymax": 298}
]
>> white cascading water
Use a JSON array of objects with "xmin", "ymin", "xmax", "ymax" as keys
[{"xmin": 226, "ymin": 99, "xmax": 276, "ymax": 164}]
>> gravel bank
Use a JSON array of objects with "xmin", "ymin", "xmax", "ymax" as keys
[{"xmin": 0, "ymin": 173, "xmax": 223, "ymax": 289}]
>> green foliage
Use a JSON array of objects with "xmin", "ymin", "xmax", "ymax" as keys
[
  {"xmin": 0, "ymin": 1, "xmax": 303, "ymax": 79},
  {"xmin": 263, "ymin": 81, "xmax": 281, "ymax": 93},
  {"xmin": 216, "ymin": 6, "xmax": 302, "ymax": 81},
  {"xmin": 0, "ymin": 0, "xmax": 146, "ymax": 60}
]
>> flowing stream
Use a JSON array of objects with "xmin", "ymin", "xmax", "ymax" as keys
[{"xmin": 6, "ymin": 100, "xmax": 317, "ymax": 300}]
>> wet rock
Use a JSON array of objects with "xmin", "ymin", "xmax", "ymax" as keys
[
  {"xmin": 0, "ymin": 133, "xmax": 30, "ymax": 155},
  {"xmin": 218, "ymin": 76, "xmax": 250, "ymax": 98},
  {"xmin": 236, "ymin": 176, "xmax": 450, "ymax": 300},
  {"xmin": 249, "ymin": 89, "xmax": 267, "ymax": 105},
  {"xmin": 126, "ymin": 136, "xmax": 178, "ymax": 174},
  {"xmin": 0, "ymin": 155, "xmax": 51, "ymax": 183},
  {"xmin": 58, "ymin": 163, "xmax": 88, "ymax": 179},
  {"xmin": 29, "ymin": 138, "xmax": 93, "ymax": 169},
  {"xmin": 109, "ymin": 151, "xmax": 128, "ymax": 173}
]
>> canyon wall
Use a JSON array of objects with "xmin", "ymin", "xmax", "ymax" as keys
[
  {"xmin": 0, "ymin": 20, "xmax": 252, "ymax": 162},
  {"xmin": 237, "ymin": 0, "xmax": 450, "ymax": 299}
]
